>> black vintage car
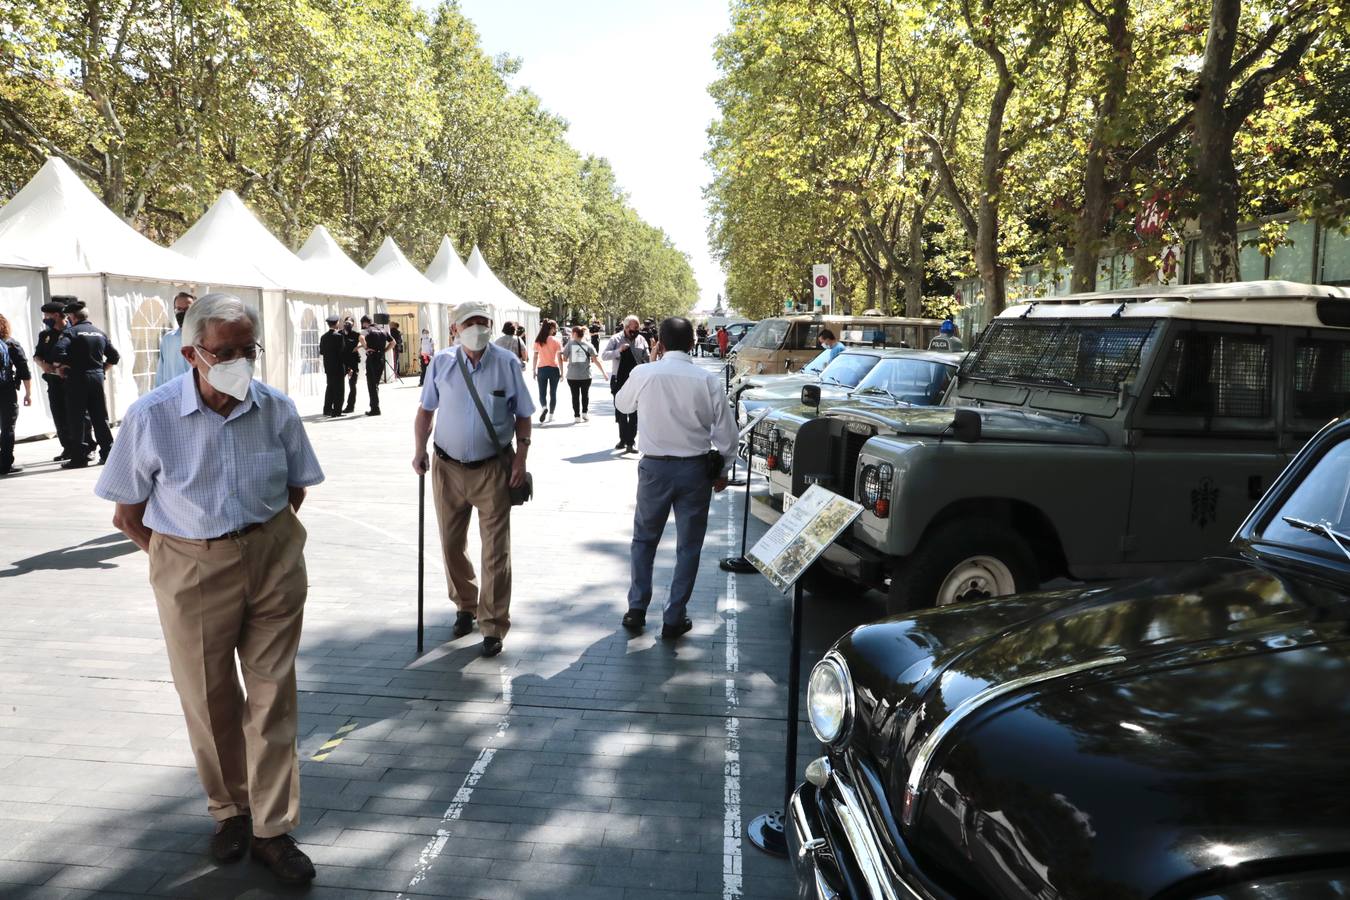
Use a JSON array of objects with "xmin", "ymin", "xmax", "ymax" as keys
[{"xmin": 792, "ymin": 415, "xmax": 1350, "ymax": 899}]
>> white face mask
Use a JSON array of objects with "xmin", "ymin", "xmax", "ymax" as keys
[
  {"xmin": 203, "ymin": 357, "xmax": 254, "ymax": 401},
  {"xmin": 459, "ymin": 324, "xmax": 491, "ymax": 352}
]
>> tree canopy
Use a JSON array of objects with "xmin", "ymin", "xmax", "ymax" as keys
[
  {"xmin": 0, "ymin": 0, "xmax": 697, "ymax": 324},
  {"xmin": 706, "ymin": 0, "xmax": 1349, "ymax": 319}
]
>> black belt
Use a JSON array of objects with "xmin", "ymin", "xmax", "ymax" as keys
[
  {"xmin": 644, "ymin": 454, "xmax": 703, "ymax": 461},
  {"xmin": 434, "ymin": 444, "xmax": 495, "ymax": 469},
  {"xmin": 210, "ymin": 521, "xmax": 264, "ymax": 541}
]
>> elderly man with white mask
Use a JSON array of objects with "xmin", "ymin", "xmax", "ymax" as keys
[
  {"xmin": 95, "ymin": 293, "xmax": 324, "ymax": 885},
  {"xmin": 413, "ymin": 301, "xmax": 534, "ymax": 658}
]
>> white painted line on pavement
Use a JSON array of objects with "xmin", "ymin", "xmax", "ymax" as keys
[
  {"xmin": 396, "ymin": 666, "xmax": 512, "ymax": 898},
  {"xmin": 722, "ymin": 495, "xmax": 744, "ymax": 900}
]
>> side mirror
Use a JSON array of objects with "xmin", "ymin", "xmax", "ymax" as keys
[
  {"xmin": 801, "ymin": 384, "xmax": 821, "ymax": 409},
  {"xmin": 951, "ymin": 408, "xmax": 981, "ymax": 443}
]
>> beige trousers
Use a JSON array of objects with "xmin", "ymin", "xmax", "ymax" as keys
[
  {"xmin": 147, "ymin": 508, "xmax": 308, "ymax": 838},
  {"xmin": 431, "ymin": 454, "xmax": 513, "ymax": 639}
]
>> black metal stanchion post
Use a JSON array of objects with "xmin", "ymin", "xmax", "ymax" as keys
[
  {"xmin": 747, "ymin": 579, "xmax": 803, "ymax": 857},
  {"xmin": 720, "ymin": 438, "xmax": 758, "ymax": 573},
  {"xmin": 417, "ymin": 472, "xmax": 425, "ymax": 654}
]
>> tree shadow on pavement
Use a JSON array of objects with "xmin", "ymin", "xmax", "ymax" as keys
[{"xmin": 0, "ymin": 532, "xmax": 139, "ymax": 578}]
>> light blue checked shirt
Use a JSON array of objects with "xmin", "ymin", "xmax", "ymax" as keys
[
  {"xmin": 420, "ymin": 342, "xmax": 535, "ymax": 462},
  {"xmin": 154, "ymin": 329, "xmax": 190, "ymax": 387},
  {"xmin": 95, "ymin": 373, "xmax": 325, "ymax": 539}
]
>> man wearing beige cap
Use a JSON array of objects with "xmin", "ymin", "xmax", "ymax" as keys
[
  {"xmin": 413, "ymin": 301, "xmax": 534, "ymax": 657},
  {"xmin": 95, "ymin": 293, "xmax": 324, "ymax": 885}
]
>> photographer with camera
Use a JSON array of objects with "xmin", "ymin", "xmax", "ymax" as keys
[{"xmin": 614, "ymin": 316, "xmax": 735, "ymax": 641}]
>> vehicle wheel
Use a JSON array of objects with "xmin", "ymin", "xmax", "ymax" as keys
[{"xmin": 887, "ymin": 519, "xmax": 1038, "ymax": 616}]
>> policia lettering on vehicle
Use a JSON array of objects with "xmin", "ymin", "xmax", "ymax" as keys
[
  {"xmin": 54, "ymin": 300, "xmax": 120, "ymax": 468},
  {"xmin": 360, "ymin": 315, "xmax": 390, "ymax": 416},
  {"xmin": 318, "ymin": 315, "xmax": 345, "ymax": 418},
  {"xmin": 33, "ymin": 297, "xmax": 91, "ymax": 461}
]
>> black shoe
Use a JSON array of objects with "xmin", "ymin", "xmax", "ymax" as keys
[
  {"xmin": 60, "ymin": 458, "xmax": 90, "ymax": 470},
  {"xmin": 621, "ymin": 609, "xmax": 646, "ymax": 632},
  {"xmin": 365, "ymin": 410, "xmax": 381, "ymax": 416},
  {"xmin": 482, "ymin": 636, "xmax": 503, "ymax": 658},
  {"xmin": 0, "ymin": 465, "xmax": 22, "ymax": 476},
  {"xmin": 453, "ymin": 611, "xmax": 476, "ymax": 638},
  {"xmin": 343, "ymin": 407, "xmax": 354, "ymax": 414},
  {"xmin": 98, "ymin": 450, "xmax": 111, "ymax": 465},
  {"xmin": 53, "ymin": 452, "xmax": 68, "ymax": 462},
  {"xmin": 624, "ymin": 445, "xmax": 637, "ymax": 454},
  {"xmin": 661, "ymin": 618, "xmax": 693, "ymax": 641},
  {"xmin": 210, "ymin": 814, "xmax": 251, "ymax": 863},
  {"xmin": 615, "ymin": 441, "xmax": 627, "ymax": 449},
  {"xmin": 251, "ymin": 833, "xmax": 315, "ymax": 885}
]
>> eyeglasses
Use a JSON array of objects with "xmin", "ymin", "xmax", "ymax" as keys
[{"xmin": 195, "ymin": 342, "xmax": 263, "ymax": 363}]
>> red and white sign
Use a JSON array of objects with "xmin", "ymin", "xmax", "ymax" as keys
[{"xmin": 812, "ymin": 264, "xmax": 832, "ymax": 312}]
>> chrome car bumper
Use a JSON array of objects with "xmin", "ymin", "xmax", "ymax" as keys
[{"xmin": 791, "ymin": 765, "xmax": 938, "ymax": 900}]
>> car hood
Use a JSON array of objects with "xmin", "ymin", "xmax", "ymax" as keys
[
  {"xmin": 742, "ymin": 379, "xmax": 850, "ymax": 404},
  {"xmin": 823, "ymin": 405, "xmax": 1109, "ymax": 445},
  {"xmin": 837, "ymin": 557, "xmax": 1350, "ymax": 898}
]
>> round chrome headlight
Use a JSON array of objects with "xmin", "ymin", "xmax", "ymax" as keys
[
  {"xmin": 779, "ymin": 438, "xmax": 794, "ymax": 473},
  {"xmin": 858, "ymin": 464, "xmax": 882, "ymax": 508},
  {"xmin": 807, "ymin": 654, "xmax": 853, "ymax": 745}
]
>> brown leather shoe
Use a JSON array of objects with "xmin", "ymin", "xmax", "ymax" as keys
[
  {"xmin": 251, "ymin": 833, "xmax": 316, "ymax": 885},
  {"xmin": 210, "ymin": 815, "xmax": 251, "ymax": 863}
]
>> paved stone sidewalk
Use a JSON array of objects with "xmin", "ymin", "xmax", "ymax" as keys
[{"xmin": 0, "ymin": 367, "xmax": 886, "ymax": 899}]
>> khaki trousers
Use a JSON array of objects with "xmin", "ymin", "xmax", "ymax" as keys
[
  {"xmin": 431, "ymin": 454, "xmax": 513, "ymax": 639},
  {"xmin": 147, "ymin": 509, "xmax": 308, "ymax": 838}
]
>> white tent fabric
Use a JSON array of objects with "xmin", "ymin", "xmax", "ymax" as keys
[
  {"xmin": 172, "ymin": 191, "xmax": 364, "ymax": 394},
  {"xmin": 0, "ymin": 264, "xmax": 57, "ymax": 439},
  {"xmin": 298, "ymin": 225, "xmax": 382, "ymax": 303},
  {"xmin": 366, "ymin": 236, "xmax": 452, "ymax": 358},
  {"xmin": 0, "ymin": 158, "xmax": 217, "ymax": 419},
  {"xmin": 425, "ymin": 236, "xmax": 488, "ymax": 345},
  {"xmin": 466, "ymin": 246, "xmax": 540, "ymax": 337}
]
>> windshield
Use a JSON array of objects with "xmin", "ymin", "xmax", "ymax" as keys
[
  {"xmin": 1259, "ymin": 438, "xmax": 1350, "ymax": 559},
  {"xmin": 962, "ymin": 318, "xmax": 1159, "ymax": 391},
  {"xmin": 818, "ymin": 352, "xmax": 880, "ymax": 386},
  {"xmin": 852, "ymin": 358, "xmax": 955, "ymax": 405},
  {"xmin": 740, "ymin": 319, "xmax": 789, "ymax": 351}
]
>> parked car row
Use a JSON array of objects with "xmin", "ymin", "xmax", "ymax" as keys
[{"xmin": 762, "ymin": 280, "xmax": 1350, "ymax": 900}]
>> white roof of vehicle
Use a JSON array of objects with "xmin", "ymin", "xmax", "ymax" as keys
[{"xmin": 1001, "ymin": 280, "xmax": 1350, "ymax": 328}]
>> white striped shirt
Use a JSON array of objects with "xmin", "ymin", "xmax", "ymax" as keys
[{"xmin": 95, "ymin": 373, "xmax": 324, "ymax": 539}]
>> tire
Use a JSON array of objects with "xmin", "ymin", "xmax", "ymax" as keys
[{"xmin": 887, "ymin": 519, "xmax": 1038, "ymax": 616}]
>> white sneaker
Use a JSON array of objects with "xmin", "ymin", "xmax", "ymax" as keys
[
  {"xmin": 574, "ymin": 416, "xmax": 582, "ymax": 424},
  {"xmin": 582, "ymin": 413, "xmax": 589, "ymax": 421}
]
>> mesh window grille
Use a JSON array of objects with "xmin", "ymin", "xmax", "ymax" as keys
[
  {"xmin": 1292, "ymin": 337, "xmax": 1350, "ymax": 420},
  {"xmin": 963, "ymin": 319, "xmax": 1158, "ymax": 391},
  {"xmin": 1149, "ymin": 331, "xmax": 1272, "ymax": 418},
  {"xmin": 300, "ymin": 309, "xmax": 320, "ymax": 376},
  {"xmin": 131, "ymin": 298, "xmax": 169, "ymax": 396}
]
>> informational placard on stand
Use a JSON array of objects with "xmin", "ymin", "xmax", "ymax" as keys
[{"xmin": 747, "ymin": 484, "xmax": 863, "ymax": 594}]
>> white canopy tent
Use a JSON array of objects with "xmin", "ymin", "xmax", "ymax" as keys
[
  {"xmin": 297, "ymin": 225, "xmax": 384, "ymax": 363},
  {"xmin": 365, "ymin": 237, "xmax": 452, "ymax": 374},
  {"xmin": 466, "ymin": 245, "xmax": 540, "ymax": 339},
  {"xmin": 0, "ymin": 157, "xmax": 219, "ymax": 421},
  {"xmin": 0, "ymin": 263, "xmax": 54, "ymax": 439},
  {"xmin": 424, "ymin": 236, "xmax": 489, "ymax": 344},
  {"xmin": 172, "ymin": 191, "xmax": 363, "ymax": 397}
]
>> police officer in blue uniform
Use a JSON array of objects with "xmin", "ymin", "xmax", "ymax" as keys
[
  {"xmin": 32, "ymin": 297, "xmax": 90, "ymax": 461},
  {"xmin": 54, "ymin": 300, "xmax": 120, "ymax": 468}
]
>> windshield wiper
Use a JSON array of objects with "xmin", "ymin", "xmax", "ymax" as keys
[
  {"xmin": 1282, "ymin": 516, "xmax": 1350, "ymax": 563},
  {"xmin": 853, "ymin": 386, "xmax": 900, "ymax": 401}
]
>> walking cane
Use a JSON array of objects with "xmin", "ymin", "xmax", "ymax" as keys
[{"xmin": 417, "ymin": 471, "xmax": 425, "ymax": 654}]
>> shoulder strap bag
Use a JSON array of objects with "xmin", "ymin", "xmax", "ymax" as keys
[{"xmin": 456, "ymin": 350, "xmax": 533, "ymax": 505}]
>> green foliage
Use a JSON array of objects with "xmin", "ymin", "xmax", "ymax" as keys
[
  {"xmin": 707, "ymin": 0, "xmax": 1350, "ymax": 307},
  {"xmin": 0, "ymin": 0, "xmax": 696, "ymax": 324}
]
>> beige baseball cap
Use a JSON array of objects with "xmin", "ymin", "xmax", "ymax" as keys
[{"xmin": 453, "ymin": 300, "xmax": 494, "ymax": 325}]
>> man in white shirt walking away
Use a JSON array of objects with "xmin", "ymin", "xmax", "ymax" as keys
[{"xmin": 615, "ymin": 316, "xmax": 737, "ymax": 639}]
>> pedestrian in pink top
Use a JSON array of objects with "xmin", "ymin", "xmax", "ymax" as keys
[{"xmin": 532, "ymin": 320, "xmax": 563, "ymax": 422}]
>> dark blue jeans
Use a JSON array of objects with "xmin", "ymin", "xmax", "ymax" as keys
[
  {"xmin": 536, "ymin": 366, "xmax": 560, "ymax": 412},
  {"xmin": 627, "ymin": 456, "xmax": 714, "ymax": 624}
]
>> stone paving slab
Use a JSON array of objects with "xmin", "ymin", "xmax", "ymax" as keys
[{"xmin": 0, "ymin": 366, "xmax": 886, "ymax": 899}]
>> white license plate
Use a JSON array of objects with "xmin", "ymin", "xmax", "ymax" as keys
[
  {"xmin": 781, "ymin": 493, "xmax": 796, "ymax": 512},
  {"xmin": 751, "ymin": 457, "xmax": 769, "ymax": 475}
]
